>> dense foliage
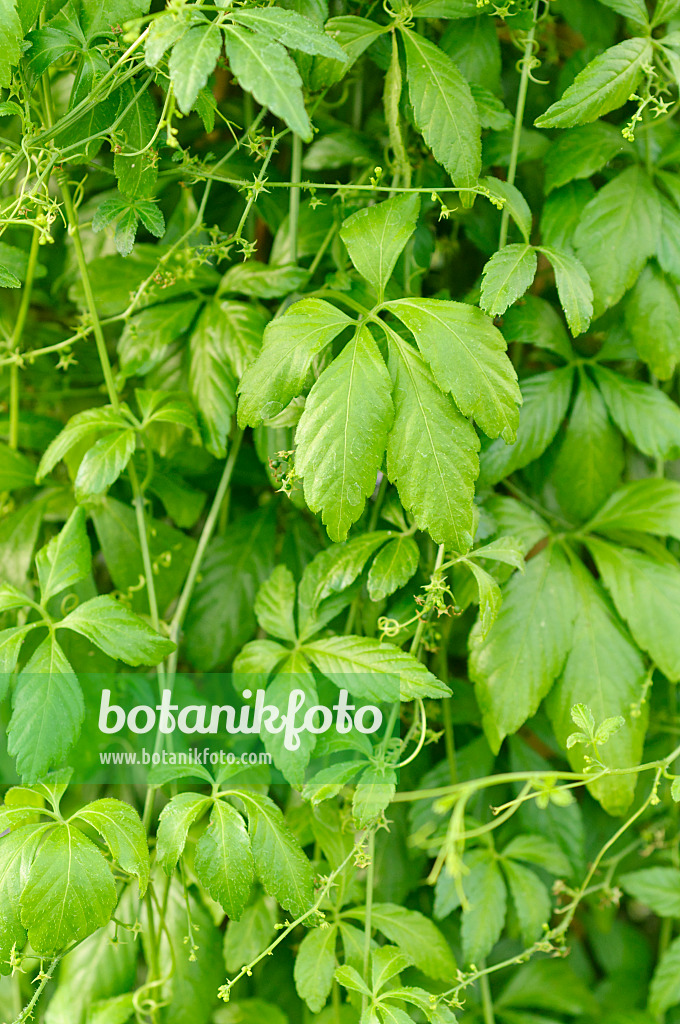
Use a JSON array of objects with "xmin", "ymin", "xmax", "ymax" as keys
[{"xmin": 3, "ymin": 0, "xmax": 680, "ymax": 1021}]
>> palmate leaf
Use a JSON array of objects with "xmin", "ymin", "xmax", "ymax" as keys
[
  {"xmin": 224, "ymin": 25, "xmax": 312, "ymax": 140},
  {"xmin": 401, "ymin": 28, "xmax": 481, "ymax": 191},
  {"xmin": 545, "ymin": 560, "xmax": 647, "ymax": 815},
  {"xmin": 385, "ymin": 335, "xmax": 480, "ymax": 553},
  {"xmin": 535, "ymin": 37, "xmax": 652, "ymax": 128},
  {"xmin": 295, "ymin": 326, "xmax": 394, "ymax": 542},
  {"xmin": 238, "ymin": 298, "xmax": 353, "ymax": 427},
  {"xmin": 470, "ymin": 543, "xmax": 577, "ymax": 752},
  {"xmin": 340, "ymin": 194, "xmax": 420, "ymax": 298},
  {"xmin": 8, "ymin": 635, "xmax": 84, "ymax": 781},
  {"xmin": 385, "ymin": 298, "xmax": 521, "ymax": 442}
]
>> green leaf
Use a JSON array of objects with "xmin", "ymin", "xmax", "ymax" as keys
[
  {"xmin": 372, "ymin": 947, "xmax": 414, "ymax": 992},
  {"xmin": 231, "ymin": 7, "xmax": 347, "ymax": 60},
  {"xmin": 402, "ymin": 28, "xmax": 481, "ymax": 191},
  {"xmin": 385, "ymin": 298, "xmax": 520, "ymax": 442},
  {"xmin": 348, "ymin": 903, "xmax": 456, "ymax": 980},
  {"xmin": 587, "ymin": 479, "xmax": 680, "ymax": 539},
  {"xmin": 169, "ymin": 24, "xmax": 222, "ymax": 114},
  {"xmin": 184, "ymin": 507, "xmax": 275, "ymax": 669},
  {"xmin": 20, "ymin": 824, "xmax": 117, "ymax": 953},
  {"xmin": 543, "ymin": 123, "xmax": 625, "ymax": 194},
  {"xmin": 221, "ymin": 261, "xmax": 310, "ymax": 298},
  {"xmin": 0, "ymin": 263, "xmax": 21, "ymax": 288},
  {"xmin": 238, "ymin": 299, "xmax": 352, "ymax": 427},
  {"xmin": 215, "ymin": 300, "xmax": 267, "ymax": 376},
  {"xmin": 224, "ymin": 25, "xmax": 312, "ymax": 139},
  {"xmin": 480, "ymin": 244, "xmax": 538, "ymax": 317},
  {"xmin": 340, "ymin": 194, "xmax": 420, "ymax": 298},
  {"xmin": 539, "ymin": 245, "xmax": 594, "ymax": 336},
  {"xmin": 411, "ymin": 0, "xmax": 479, "ymax": 14},
  {"xmin": 650, "ymin": 935, "xmax": 680, "ymax": 1016},
  {"xmin": 0, "ymin": 824, "xmax": 47, "ymax": 972},
  {"xmin": 353, "ymin": 763, "xmax": 397, "ymax": 828},
  {"xmin": 461, "ymin": 851, "xmax": 507, "ymax": 964},
  {"xmin": 367, "ymin": 536, "xmax": 419, "ymax": 601},
  {"xmin": 593, "ymin": 365, "xmax": 680, "ymax": 461},
  {"xmin": 74, "ymin": 798, "xmax": 149, "ymax": 895},
  {"xmin": 294, "ymin": 924, "xmax": 338, "ymax": 1012},
  {"xmin": 88, "ymin": 993, "xmax": 135, "ymax": 1024},
  {"xmin": 502, "ymin": 834, "xmax": 572, "ymax": 876},
  {"xmin": 481, "ymin": 176, "xmax": 532, "ymax": 242},
  {"xmin": 254, "ymin": 565, "xmax": 297, "ymax": 642},
  {"xmin": 479, "ymin": 367, "xmax": 574, "ymax": 487},
  {"xmin": 502, "ymin": 295, "xmax": 573, "ymax": 362},
  {"xmin": 36, "ymin": 506, "xmax": 91, "ymax": 605},
  {"xmin": 194, "ymin": 800, "xmax": 254, "ymax": 919},
  {"xmin": 78, "ymin": 0, "xmax": 151, "ymax": 42},
  {"xmin": 224, "ymin": 895, "xmax": 278, "ymax": 972},
  {"xmin": 295, "ymin": 326, "xmax": 394, "ymax": 542},
  {"xmin": 502, "ymin": 859, "xmax": 551, "ymax": 945},
  {"xmin": 136, "ymin": 201, "xmax": 164, "ymax": 239},
  {"xmin": 117, "ymin": 300, "xmax": 200, "ymax": 376},
  {"xmin": 551, "ymin": 371, "xmax": 624, "ymax": 522},
  {"xmin": 535, "ymin": 37, "xmax": 652, "ymax": 128},
  {"xmin": 0, "ymin": 444, "xmax": 36, "ymax": 490},
  {"xmin": 0, "ymin": 626, "xmax": 34, "ymax": 692},
  {"xmin": 189, "ymin": 299, "xmax": 237, "ymax": 458},
  {"xmin": 0, "ymin": 0, "xmax": 22, "ymax": 88},
  {"xmin": 588, "ymin": 537, "xmax": 680, "ymax": 682},
  {"xmin": 546, "ymin": 561, "xmax": 646, "ymax": 815},
  {"xmin": 74, "ymin": 429, "xmax": 136, "ymax": 499},
  {"xmin": 620, "ymin": 867, "xmax": 680, "ymax": 916},
  {"xmin": 156, "ymin": 793, "xmax": 212, "ymax": 874},
  {"xmin": 386, "ymin": 336, "xmax": 480, "ymax": 553},
  {"xmin": 467, "ymin": 561, "xmax": 502, "ymax": 640},
  {"xmin": 37, "ymin": 406, "xmax": 129, "ymax": 481},
  {"xmin": 58, "ymin": 595, "xmax": 175, "ymax": 666},
  {"xmin": 655, "ymin": 0, "xmax": 680, "ymax": 23},
  {"xmin": 625, "ymin": 262, "xmax": 680, "ymax": 380},
  {"xmin": 470, "ymin": 543, "xmax": 577, "ymax": 752},
  {"xmin": 8, "ymin": 636, "xmax": 83, "ymax": 780},
  {"xmin": 114, "ymin": 87, "xmax": 158, "ymax": 200},
  {"xmin": 145, "ymin": 11, "xmax": 188, "ymax": 67},
  {"xmin": 241, "ymin": 791, "xmax": 314, "ymax": 917},
  {"xmin": 598, "ymin": 0, "xmax": 648, "ymax": 22},
  {"xmin": 574, "ymin": 167, "xmax": 661, "ymax": 317},
  {"xmin": 303, "ymin": 634, "xmax": 450, "ymax": 701}
]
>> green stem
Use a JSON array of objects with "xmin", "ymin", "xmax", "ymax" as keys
[
  {"xmin": 10, "ymin": 955, "xmax": 61, "ymax": 1024},
  {"xmin": 59, "ymin": 179, "xmax": 120, "ymax": 413},
  {"xmin": 144, "ymin": 888, "xmax": 161, "ymax": 1024},
  {"xmin": 289, "ymin": 133, "xmax": 303, "ymax": 264},
  {"xmin": 8, "ymin": 227, "xmax": 40, "ymax": 449},
  {"xmin": 480, "ymin": 969, "xmax": 495, "ymax": 1024},
  {"xmin": 362, "ymin": 831, "xmax": 376, "ymax": 1014},
  {"xmin": 499, "ymin": 1, "xmax": 539, "ymax": 248}
]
